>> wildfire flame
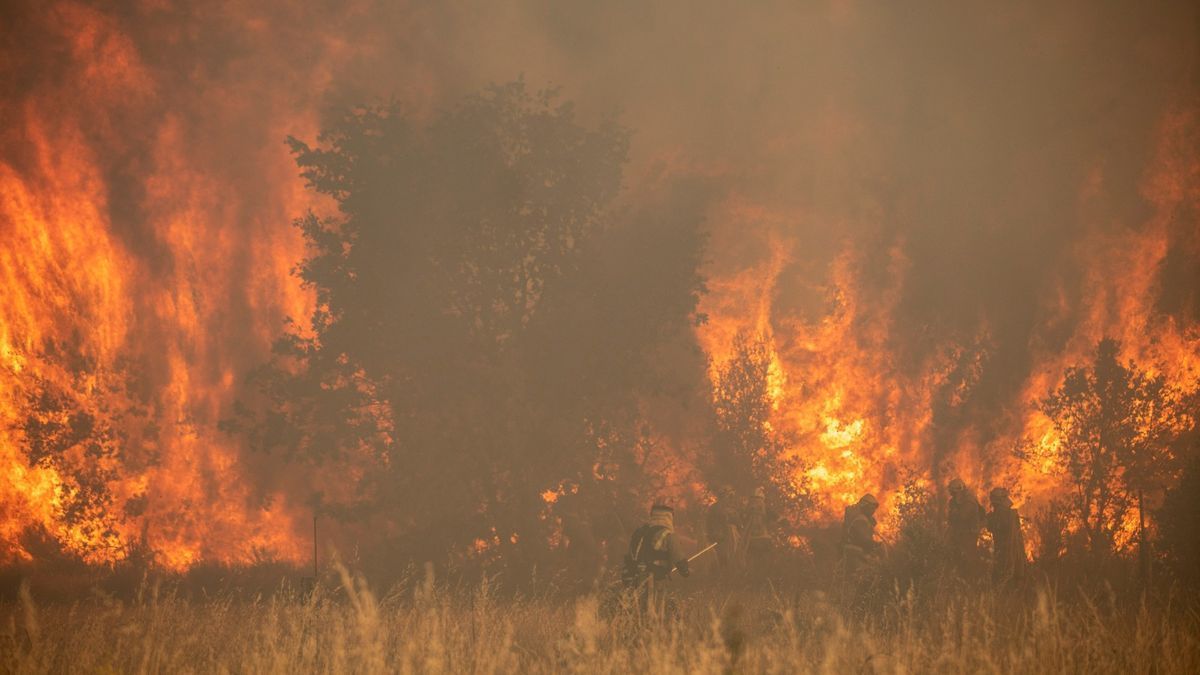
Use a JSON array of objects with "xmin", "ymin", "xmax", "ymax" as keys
[
  {"xmin": 695, "ymin": 104, "xmax": 1200, "ymax": 541},
  {"xmin": 0, "ymin": 2, "xmax": 340, "ymax": 568},
  {"xmin": 1, "ymin": 2, "xmax": 1196, "ymax": 569}
]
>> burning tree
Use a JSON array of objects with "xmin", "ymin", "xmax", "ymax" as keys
[
  {"xmin": 1027, "ymin": 338, "xmax": 1188, "ymax": 557},
  {"xmin": 19, "ymin": 373, "xmax": 129, "ymax": 563},
  {"xmin": 710, "ymin": 331, "xmax": 811, "ymax": 515}
]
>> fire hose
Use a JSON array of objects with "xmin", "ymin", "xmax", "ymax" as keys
[{"xmin": 632, "ymin": 541, "xmax": 718, "ymax": 590}]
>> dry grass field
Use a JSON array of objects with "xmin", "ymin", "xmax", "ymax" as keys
[{"xmin": 3, "ymin": 565, "xmax": 1198, "ymax": 674}]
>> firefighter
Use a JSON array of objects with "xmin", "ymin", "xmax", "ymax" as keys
[
  {"xmin": 742, "ymin": 487, "xmax": 774, "ymax": 578},
  {"xmin": 623, "ymin": 502, "xmax": 690, "ymax": 614},
  {"xmin": 705, "ymin": 485, "xmax": 742, "ymax": 575},
  {"xmin": 841, "ymin": 493, "xmax": 881, "ymax": 575},
  {"xmin": 986, "ymin": 487, "xmax": 1026, "ymax": 588},
  {"xmin": 839, "ymin": 493, "xmax": 882, "ymax": 616},
  {"xmin": 946, "ymin": 477, "xmax": 985, "ymax": 578}
]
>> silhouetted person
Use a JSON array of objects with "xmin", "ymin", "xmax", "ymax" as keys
[
  {"xmin": 841, "ymin": 494, "xmax": 881, "ymax": 575},
  {"xmin": 742, "ymin": 487, "xmax": 774, "ymax": 578},
  {"xmin": 623, "ymin": 502, "xmax": 690, "ymax": 615},
  {"xmin": 705, "ymin": 485, "xmax": 742, "ymax": 575},
  {"xmin": 947, "ymin": 478, "xmax": 985, "ymax": 578},
  {"xmin": 840, "ymin": 493, "xmax": 882, "ymax": 615},
  {"xmin": 986, "ymin": 487, "xmax": 1026, "ymax": 588}
]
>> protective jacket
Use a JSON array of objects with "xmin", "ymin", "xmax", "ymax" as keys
[
  {"xmin": 947, "ymin": 493, "xmax": 985, "ymax": 552},
  {"xmin": 841, "ymin": 503, "xmax": 880, "ymax": 574},
  {"xmin": 986, "ymin": 503, "xmax": 1026, "ymax": 585},
  {"xmin": 624, "ymin": 508, "xmax": 688, "ymax": 584}
]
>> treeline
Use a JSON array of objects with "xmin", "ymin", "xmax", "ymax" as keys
[
  {"xmin": 1022, "ymin": 339, "xmax": 1200, "ymax": 586},
  {"xmin": 13, "ymin": 82, "xmax": 1198, "ymax": 593},
  {"xmin": 236, "ymin": 81, "xmax": 765, "ymax": 574},
  {"xmin": 234, "ymin": 81, "xmax": 1199, "ymax": 589},
  {"xmin": 880, "ymin": 340, "xmax": 1200, "ymax": 601}
]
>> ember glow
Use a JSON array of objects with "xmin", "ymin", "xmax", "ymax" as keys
[{"xmin": 2, "ymin": 1, "xmax": 1198, "ymax": 570}]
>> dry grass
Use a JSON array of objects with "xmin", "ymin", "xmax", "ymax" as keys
[{"xmin": 2, "ymin": 567, "xmax": 1197, "ymax": 674}]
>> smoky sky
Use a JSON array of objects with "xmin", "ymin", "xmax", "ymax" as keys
[
  {"xmin": 401, "ymin": 1, "xmax": 1200, "ymax": 448},
  {"xmin": 8, "ymin": 0, "xmax": 1196, "ymax": 348},
  {"xmin": 349, "ymin": 1, "xmax": 1199, "ymax": 339}
]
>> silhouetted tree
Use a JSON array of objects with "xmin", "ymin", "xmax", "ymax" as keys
[
  {"xmin": 711, "ymin": 332, "xmax": 775, "ymax": 492},
  {"xmin": 244, "ymin": 82, "xmax": 708, "ymax": 574},
  {"xmin": 1028, "ymin": 339, "xmax": 1186, "ymax": 558},
  {"xmin": 885, "ymin": 474, "xmax": 950, "ymax": 603},
  {"xmin": 710, "ymin": 331, "xmax": 811, "ymax": 519},
  {"xmin": 1157, "ymin": 445, "xmax": 1200, "ymax": 589},
  {"xmin": 16, "ymin": 362, "xmax": 150, "ymax": 564},
  {"xmin": 1029, "ymin": 498, "xmax": 1072, "ymax": 571}
]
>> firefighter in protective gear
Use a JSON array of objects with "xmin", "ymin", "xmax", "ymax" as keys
[
  {"xmin": 839, "ymin": 493, "xmax": 882, "ymax": 616},
  {"xmin": 841, "ymin": 493, "xmax": 881, "ymax": 575},
  {"xmin": 946, "ymin": 477, "xmax": 985, "ymax": 577},
  {"xmin": 705, "ymin": 485, "xmax": 741, "ymax": 574},
  {"xmin": 986, "ymin": 487, "xmax": 1026, "ymax": 587},
  {"xmin": 742, "ymin": 487, "xmax": 774, "ymax": 576},
  {"xmin": 623, "ymin": 502, "xmax": 690, "ymax": 587}
]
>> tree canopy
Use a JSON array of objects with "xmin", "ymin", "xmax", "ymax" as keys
[
  {"xmin": 243, "ymin": 82, "xmax": 709, "ymax": 571},
  {"xmin": 1030, "ymin": 338, "xmax": 1188, "ymax": 555}
]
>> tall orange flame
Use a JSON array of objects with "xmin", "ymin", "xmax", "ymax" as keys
[
  {"xmin": 0, "ymin": 2, "xmax": 344, "ymax": 568},
  {"xmin": 696, "ymin": 103, "xmax": 1200, "ymax": 540},
  {"xmin": 2, "ymin": 1, "xmax": 1196, "ymax": 569}
]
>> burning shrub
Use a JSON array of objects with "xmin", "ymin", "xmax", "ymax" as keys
[
  {"xmin": 710, "ymin": 331, "xmax": 813, "ymax": 518},
  {"xmin": 1022, "ymin": 339, "xmax": 1189, "ymax": 559},
  {"xmin": 883, "ymin": 474, "xmax": 950, "ymax": 600}
]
